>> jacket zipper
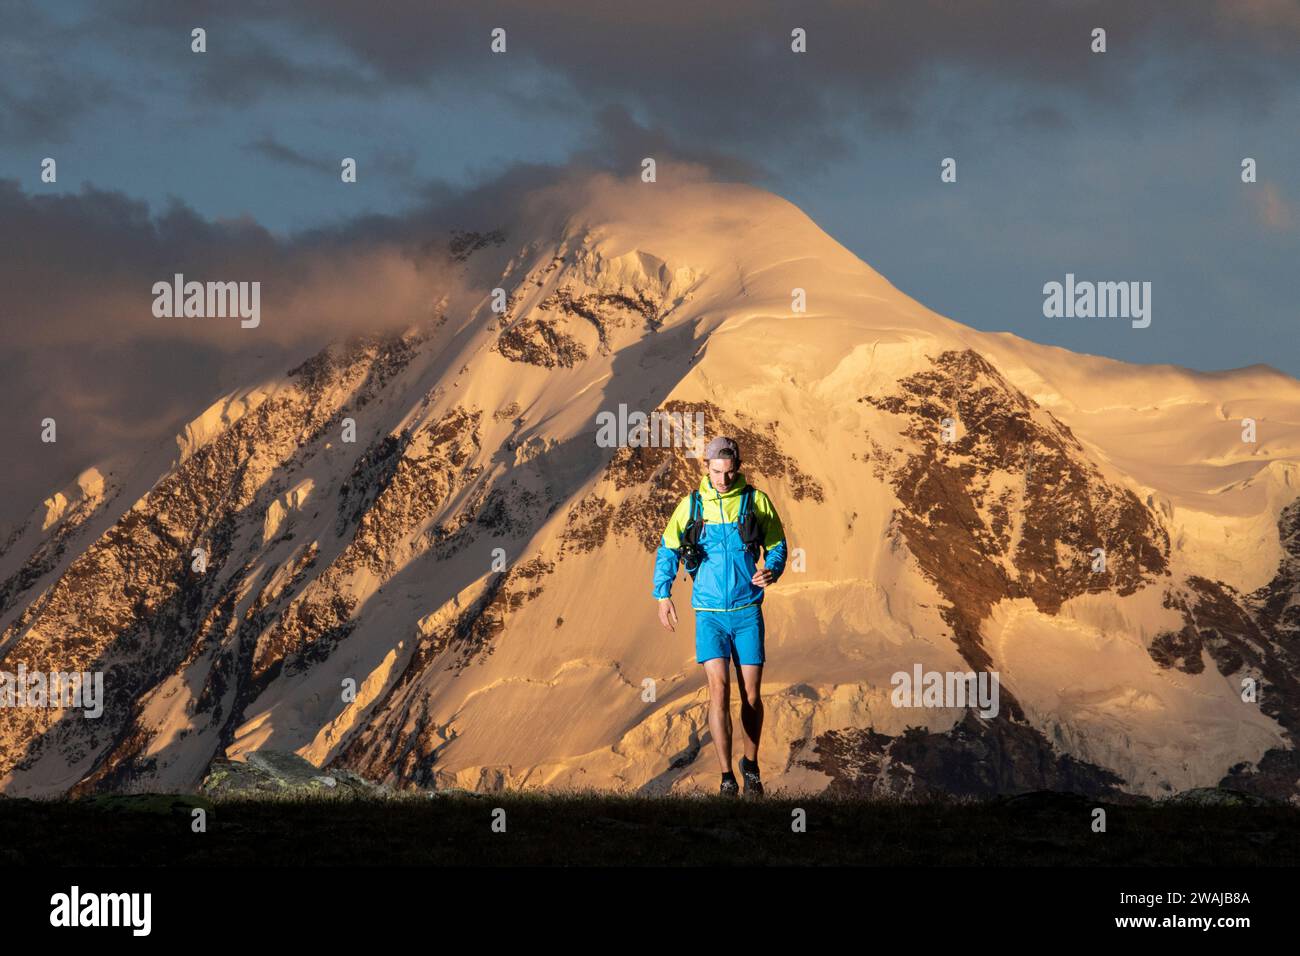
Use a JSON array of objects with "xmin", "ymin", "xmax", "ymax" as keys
[{"xmin": 721, "ymin": 492, "xmax": 731, "ymax": 608}]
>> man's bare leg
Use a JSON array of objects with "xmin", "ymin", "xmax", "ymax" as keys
[
  {"xmin": 736, "ymin": 663, "xmax": 764, "ymax": 761},
  {"xmin": 702, "ymin": 658, "xmax": 732, "ymax": 773}
]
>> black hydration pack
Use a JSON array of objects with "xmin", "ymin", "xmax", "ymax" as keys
[{"xmin": 679, "ymin": 486, "xmax": 764, "ymax": 574}]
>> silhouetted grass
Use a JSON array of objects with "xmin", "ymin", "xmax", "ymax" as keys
[{"xmin": 1, "ymin": 787, "xmax": 1296, "ymax": 866}]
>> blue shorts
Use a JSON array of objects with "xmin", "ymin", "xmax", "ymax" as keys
[{"xmin": 695, "ymin": 604, "xmax": 765, "ymax": 665}]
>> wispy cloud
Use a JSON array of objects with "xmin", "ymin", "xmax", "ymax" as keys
[{"xmin": 246, "ymin": 135, "xmax": 335, "ymax": 175}]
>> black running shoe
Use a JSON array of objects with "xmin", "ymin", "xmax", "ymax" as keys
[
  {"xmin": 719, "ymin": 775, "xmax": 739, "ymax": 797},
  {"xmin": 739, "ymin": 756, "xmax": 764, "ymax": 798}
]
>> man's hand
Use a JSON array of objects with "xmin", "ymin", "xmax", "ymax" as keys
[
  {"xmin": 751, "ymin": 567, "xmax": 776, "ymax": 587},
  {"xmin": 657, "ymin": 597, "xmax": 678, "ymax": 632}
]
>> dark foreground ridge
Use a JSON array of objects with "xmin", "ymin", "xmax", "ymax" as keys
[{"xmin": 2, "ymin": 786, "xmax": 1297, "ymax": 867}]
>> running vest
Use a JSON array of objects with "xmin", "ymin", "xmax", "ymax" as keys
[{"xmin": 680, "ymin": 486, "xmax": 763, "ymax": 573}]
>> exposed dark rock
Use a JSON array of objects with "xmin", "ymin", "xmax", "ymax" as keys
[
  {"xmin": 561, "ymin": 496, "xmax": 616, "ymax": 556},
  {"xmin": 540, "ymin": 286, "xmax": 662, "ymax": 352},
  {"xmin": 794, "ymin": 711, "xmax": 1136, "ymax": 802},
  {"xmin": 862, "ymin": 349, "xmax": 1169, "ymax": 696},
  {"xmin": 336, "ymin": 432, "xmax": 409, "ymax": 536},
  {"xmin": 1249, "ymin": 498, "xmax": 1300, "ymax": 645},
  {"xmin": 495, "ymin": 317, "xmax": 588, "ymax": 368},
  {"xmin": 1164, "ymin": 786, "xmax": 1291, "ymax": 808},
  {"xmin": 448, "ymin": 228, "xmax": 506, "ymax": 262},
  {"xmin": 493, "ymin": 402, "xmax": 522, "ymax": 422},
  {"xmin": 200, "ymin": 749, "xmax": 394, "ymax": 797},
  {"xmin": 1150, "ymin": 507, "xmax": 1300, "ymax": 781},
  {"xmin": 1124, "ymin": 487, "xmax": 1300, "ymax": 805},
  {"xmin": 0, "ymin": 489, "xmax": 113, "ymax": 618},
  {"xmin": 255, "ymin": 406, "xmax": 483, "ymax": 682},
  {"xmin": 1218, "ymin": 745, "xmax": 1300, "ymax": 804},
  {"xmin": 864, "ymin": 349, "xmax": 1168, "ymax": 628}
]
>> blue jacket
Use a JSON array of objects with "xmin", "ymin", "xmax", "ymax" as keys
[{"xmin": 652, "ymin": 473, "xmax": 788, "ymax": 611}]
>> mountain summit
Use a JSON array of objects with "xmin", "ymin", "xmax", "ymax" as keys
[{"xmin": 2, "ymin": 177, "xmax": 1299, "ymax": 801}]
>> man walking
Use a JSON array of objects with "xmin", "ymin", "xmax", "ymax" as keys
[{"xmin": 652, "ymin": 436, "xmax": 788, "ymax": 797}]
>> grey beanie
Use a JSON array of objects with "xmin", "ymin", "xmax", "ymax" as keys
[{"xmin": 704, "ymin": 435, "xmax": 740, "ymax": 461}]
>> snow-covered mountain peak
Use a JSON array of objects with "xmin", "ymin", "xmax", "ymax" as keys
[{"xmin": 1, "ymin": 178, "xmax": 1298, "ymax": 803}]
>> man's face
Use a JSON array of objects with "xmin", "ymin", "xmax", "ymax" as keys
[{"xmin": 708, "ymin": 456, "xmax": 740, "ymax": 492}]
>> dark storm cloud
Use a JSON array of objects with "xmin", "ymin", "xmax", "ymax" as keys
[
  {"xmin": 246, "ymin": 135, "xmax": 335, "ymax": 174},
  {"xmin": 97, "ymin": 0, "xmax": 1300, "ymax": 144},
  {"xmin": 6, "ymin": 0, "xmax": 1295, "ymax": 164},
  {"xmin": 249, "ymin": 137, "xmax": 445, "ymax": 193}
]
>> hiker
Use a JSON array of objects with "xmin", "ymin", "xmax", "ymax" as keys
[{"xmin": 652, "ymin": 436, "xmax": 788, "ymax": 797}]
